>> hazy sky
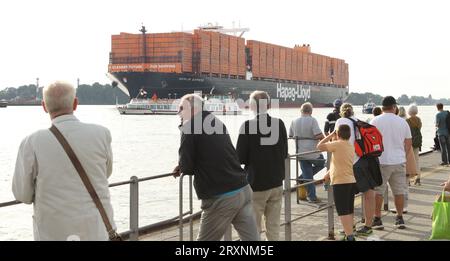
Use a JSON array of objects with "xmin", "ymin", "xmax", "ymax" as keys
[{"xmin": 1, "ymin": 0, "xmax": 449, "ymax": 98}]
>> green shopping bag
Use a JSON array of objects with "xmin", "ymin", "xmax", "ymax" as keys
[{"xmin": 430, "ymin": 190, "xmax": 450, "ymax": 240}]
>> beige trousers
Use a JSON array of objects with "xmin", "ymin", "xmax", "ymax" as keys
[{"xmin": 252, "ymin": 186, "xmax": 283, "ymax": 241}]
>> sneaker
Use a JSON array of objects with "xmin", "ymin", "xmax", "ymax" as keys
[
  {"xmin": 356, "ymin": 226, "xmax": 373, "ymax": 236},
  {"xmin": 414, "ymin": 178, "xmax": 421, "ymax": 186},
  {"xmin": 440, "ymin": 162, "xmax": 448, "ymax": 166},
  {"xmin": 395, "ymin": 216, "xmax": 406, "ymax": 229},
  {"xmin": 371, "ymin": 217, "xmax": 384, "ymax": 230},
  {"xmin": 342, "ymin": 235, "xmax": 356, "ymax": 241},
  {"xmin": 307, "ymin": 198, "xmax": 322, "ymax": 204}
]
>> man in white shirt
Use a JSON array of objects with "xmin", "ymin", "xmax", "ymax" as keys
[
  {"xmin": 12, "ymin": 81, "xmax": 115, "ymax": 241},
  {"xmin": 370, "ymin": 96, "xmax": 412, "ymax": 230}
]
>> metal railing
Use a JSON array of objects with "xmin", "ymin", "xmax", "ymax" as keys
[
  {"xmin": 1, "ymin": 149, "xmax": 434, "ymax": 241},
  {"xmin": 283, "ymin": 150, "xmax": 337, "ymax": 240},
  {"xmin": 0, "ymin": 172, "xmax": 198, "ymax": 241}
]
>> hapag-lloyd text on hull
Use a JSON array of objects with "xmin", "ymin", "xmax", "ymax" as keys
[{"xmin": 276, "ymin": 84, "xmax": 311, "ymax": 102}]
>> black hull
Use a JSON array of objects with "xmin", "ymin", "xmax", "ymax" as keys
[{"xmin": 111, "ymin": 72, "xmax": 349, "ymax": 108}]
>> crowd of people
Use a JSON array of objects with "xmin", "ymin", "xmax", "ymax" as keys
[{"xmin": 11, "ymin": 81, "xmax": 450, "ymax": 241}]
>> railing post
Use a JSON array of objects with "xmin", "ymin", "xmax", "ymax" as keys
[
  {"xmin": 189, "ymin": 175, "xmax": 194, "ymax": 241},
  {"xmin": 383, "ymin": 187, "xmax": 389, "ymax": 211},
  {"xmin": 179, "ymin": 175, "xmax": 184, "ymax": 241},
  {"xmin": 296, "ymin": 154, "xmax": 299, "ymax": 204},
  {"xmin": 284, "ymin": 156, "xmax": 292, "ymax": 241},
  {"xmin": 361, "ymin": 194, "xmax": 366, "ymax": 224},
  {"xmin": 129, "ymin": 176, "xmax": 139, "ymax": 241},
  {"xmin": 326, "ymin": 152, "xmax": 334, "ymax": 240}
]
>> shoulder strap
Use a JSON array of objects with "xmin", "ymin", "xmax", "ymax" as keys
[
  {"xmin": 346, "ymin": 117, "xmax": 359, "ymax": 138},
  {"xmin": 49, "ymin": 125, "xmax": 117, "ymax": 239}
]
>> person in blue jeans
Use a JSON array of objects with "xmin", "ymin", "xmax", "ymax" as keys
[
  {"xmin": 299, "ymin": 154, "xmax": 325, "ymax": 202},
  {"xmin": 289, "ymin": 102, "xmax": 325, "ymax": 203},
  {"xmin": 435, "ymin": 103, "xmax": 450, "ymax": 165}
]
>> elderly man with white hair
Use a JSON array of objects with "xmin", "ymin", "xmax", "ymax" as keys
[{"xmin": 12, "ymin": 81, "xmax": 117, "ymax": 241}]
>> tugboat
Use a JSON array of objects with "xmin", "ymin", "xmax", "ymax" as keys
[{"xmin": 362, "ymin": 100, "xmax": 375, "ymax": 114}]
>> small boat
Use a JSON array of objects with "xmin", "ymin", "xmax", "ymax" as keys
[
  {"xmin": 0, "ymin": 100, "xmax": 7, "ymax": 108},
  {"xmin": 203, "ymin": 95, "xmax": 242, "ymax": 115},
  {"xmin": 362, "ymin": 100, "xmax": 375, "ymax": 114},
  {"xmin": 117, "ymin": 95, "xmax": 242, "ymax": 115},
  {"xmin": 117, "ymin": 99, "xmax": 179, "ymax": 115}
]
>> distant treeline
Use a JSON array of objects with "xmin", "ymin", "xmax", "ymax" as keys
[
  {"xmin": 0, "ymin": 83, "xmax": 129, "ymax": 105},
  {"xmin": 345, "ymin": 92, "xmax": 450, "ymax": 106},
  {"xmin": 1, "ymin": 83, "xmax": 449, "ymax": 106}
]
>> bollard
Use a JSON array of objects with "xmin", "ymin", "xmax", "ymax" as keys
[{"xmin": 129, "ymin": 176, "xmax": 139, "ymax": 241}]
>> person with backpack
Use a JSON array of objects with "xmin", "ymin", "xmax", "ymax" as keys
[
  {"xmin": 335, "ymin": 103, "xmax": 383, "ymax": 236},
  {"xmin": 435, "ymin": 103, "xmax": 450, "ymax": 166},
  {"xmin": 406, "ymin": 104, "xmax": 422, "ymax": 185},
  {"xmin": 371, "ymin": 96, "xmax": 412, "ymax": 230}
]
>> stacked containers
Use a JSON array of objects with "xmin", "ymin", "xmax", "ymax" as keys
[
  {"xmin": 210, "ymin": 32, "xmax": 220, "ymax": 74},
  {"xmin": 267, "ymin": 45, "xmax": 274, "ymax": 79},
  {"xmin": 286, "ymin": 49, "xmax": 292, "ymax": 81},
  {"xmin": 279, "ymin": 48, "xmax": 286, "ymax": 80},
  {"xmin": 273, "ymin": 46, "xmax": 280, "ymax": 79},
  {"xmin": 237, "ymin": 38, "xmax": 246, "ymax": 76},
  {"xmin": 291, "ymin": 51, "xmax": 298, "ymax": 81},
  {"xmin": 110, "ymin": 30, "xmax": 348, "ymax": 84},
  {"xmin": 110, "ymin": 32, "xmax": 193, "ymax": 73},
  {"xmin": 220, "ymin": 34, "xmax": 229, "ymax": 75},
  {"xmin": 259, "ymin": 42, "xmax": 267, "ymax": 78},
  {"xmin": 229, "ymin": 35, "xmax": 238, "ymax": 76},
  {"xmin": 193, "ymin": 30, "xmax": 211, "ymax": 73}
]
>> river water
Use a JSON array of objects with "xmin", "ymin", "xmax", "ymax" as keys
[{"xmin": 0, "ymin": 105, "xmax": 437, "ymax": 240}]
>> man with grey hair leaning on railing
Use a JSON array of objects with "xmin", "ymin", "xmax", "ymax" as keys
[
  {"xmin": 12, "ymin": 81, "xmax": 117, "ymax": 241},
  {"xmin": 173, "ymin": 93, "xmax": 260, "ymax": 241}
]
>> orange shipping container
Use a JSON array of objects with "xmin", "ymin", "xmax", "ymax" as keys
[
  {"xmin": 291, "ymin": 51, "xmax": 298, "ymax": 81},
  {"xmin": 286, "ymin": 49, "xmax": 292, "ymax": 81},
  {"xmin": 259, "ymin": 43, "xmax": 267, "ymax": 78},
  {"xmin": 273, "ymin": 46, "xmax": 280, "ymax": 80},
  {"xmin": 279, "ymin": 48, "xmax": 286, "ymax": 80}
]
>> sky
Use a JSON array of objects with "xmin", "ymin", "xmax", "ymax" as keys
[{"xmin": 1, "ymin": 0, "xmax": 449, "ymax": 98}]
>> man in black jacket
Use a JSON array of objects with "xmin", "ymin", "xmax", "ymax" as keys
[
  {"xmin": 236, "ymin": 91, "xmax": 288, "ymax": 241},
  {"xmin": 173, "ymin": 94, "xmax": 259, "ymax": 241},
  {"xmin": 324, "ymin": 99, "xmax": 342, "ymax": 135}
]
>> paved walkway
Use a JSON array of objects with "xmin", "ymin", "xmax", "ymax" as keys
[{"xmin": 140, "ymin": 151, "xmax": 449, "ymax": 241}]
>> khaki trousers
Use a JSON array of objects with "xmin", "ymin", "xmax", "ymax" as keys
[{"xmin": 252, "ymin": 186, "xmax": 283, "ymax": 241}]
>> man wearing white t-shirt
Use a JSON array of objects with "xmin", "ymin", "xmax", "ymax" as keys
[{"xmin": 370, "ymin": 96, "xmax": 412, "ymax": 230}]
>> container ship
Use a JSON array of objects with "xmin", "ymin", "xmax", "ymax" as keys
[{"xmin": 108, "ymin": 25, "xmax": 349, "ymax": 107}]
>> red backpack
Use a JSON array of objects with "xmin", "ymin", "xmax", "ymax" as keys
[{"xmin": 348, "ymin": 118, "xmax": 384, "ymax": 157}]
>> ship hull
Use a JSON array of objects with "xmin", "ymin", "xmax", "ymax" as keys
[{"xmin": 111, "ymin": 72, "xmax": 349, "ymax": 108}]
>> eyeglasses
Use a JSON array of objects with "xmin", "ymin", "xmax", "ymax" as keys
[{"xmin": 177, "ymin": 106, "xmax": 183, "ymax": 114}]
